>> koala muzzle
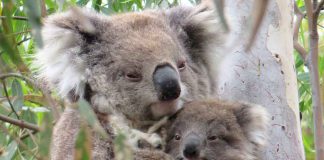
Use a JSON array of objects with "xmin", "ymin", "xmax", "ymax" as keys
[
  {"xmin": 153, "ymin": 65, "xmax": 181, "ymax": 101},
  {"xmin": 183, "ymin": 135, "xmax": 201, "ymax": 159}
]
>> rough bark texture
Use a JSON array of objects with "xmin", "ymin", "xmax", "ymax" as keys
[{"xmin": 218, "ymin": 0, "xmax": 305, "ymax": 159}]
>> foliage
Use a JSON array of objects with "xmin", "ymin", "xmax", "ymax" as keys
[
  {"xmin": 0, "ymin": 0, "xmax": 323, "ymax": 160},
  {"xmin": 295, "ymin": 0, "xmax": 324, "ymax": 159}
]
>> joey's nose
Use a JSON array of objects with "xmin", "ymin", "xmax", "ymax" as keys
[
  {"xmin": 183, "ymin": 136, "xmax": 200, "ymax": 159},
  {"xmin": 153, "ymin": 65, "xmax": 181, "ymax": 101}
]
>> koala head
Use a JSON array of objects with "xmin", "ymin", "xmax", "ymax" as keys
[
  {"xmin": 165, "ymin": 100, "xmax": 269, "ymax": 160},
  {"xmin": 35, "ymin": 4, "xmax": 226, "ymax": 126}
]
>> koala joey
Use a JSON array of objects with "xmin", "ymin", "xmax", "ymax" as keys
[
  {"xmin": 35, "ymin": 1, "xmax": 227, "ymax": 159},
  {"xmin": 165, "ymin": 100, "xmax": 269, "ymax": 160}
]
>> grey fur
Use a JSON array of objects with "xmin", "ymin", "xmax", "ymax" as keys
[
  {"xmin": 165, "ymin": 100, "xmax": 269, "ymax": 160},
  {"xmin": 35, "ymin": 3, "xmax": 226, "ymax": 160}
]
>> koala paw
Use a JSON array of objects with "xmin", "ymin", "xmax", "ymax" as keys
[
  {"xmin": 137, "ymin": 133, "xmax": 163, "ymax": 150},
  {"xmin": 147, "ymin": 133, "xmax": 163, "ymax": 149}
]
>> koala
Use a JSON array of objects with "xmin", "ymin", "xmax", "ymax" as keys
[
  {"xmin": 165, "ymin": 100, "xmax": 269, "ymax": 160},
  {"xmin": 34, "ymin": 1, "xmax": 226, "ymax": 159}
]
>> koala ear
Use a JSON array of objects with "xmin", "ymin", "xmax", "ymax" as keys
[
  {"xmin": 233, "ymin": 103, "xmax": 269, "ymax": 147},
  {"xmin": 166, "ymin": 3, "xmax": 227, "ymax": 88},
  {"xmin": 34, "ymin": 7, "xmax": 98, "ymax": 101}
]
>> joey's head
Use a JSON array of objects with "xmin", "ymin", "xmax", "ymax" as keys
[
  {"xmin": 35, "ymin": 4, "xmax": 226, "ymax": 124},
  {"xmin": 166, "ymin": 100, "xmax": 269, "ymax": 160}
]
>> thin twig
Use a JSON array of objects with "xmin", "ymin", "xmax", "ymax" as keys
[
  {"xmin": 0, "ymin": 16, "xmax": 28, "ymax": 21},
  {"xmin": 0, "ymin": 114, "xmax": 40, "ymax": 132},
  {"xmin": 0, "ymin": 73, "xmax": 61, "ymax": 121},
  {"xmin": 5, "ymin": 30, "xmax": 31, "ymax": 37},
  {"xmin": 304, "ymin": 0, "xmax": 324, "ymax": 160},
  {"xmin": 294, "ymin": 3, "xmax": 308, "ymax": 64},
  {"xmin": 20, "ymin": 130, "xmax": 38, "ymax": 140},
  {"xmin": 40, "ymin": 0, "xmax": 47, "ymax": 17},
  {"xmin": 17, "ymin": 37, "xmax": 31, "ymax": 46},
  {"xmin": 1, "ymin": 81, "xmax": 20, "ymax": 119},
  {"xmin": 0, "ymin": 73, "xmax": 39, "ymax": 89}
]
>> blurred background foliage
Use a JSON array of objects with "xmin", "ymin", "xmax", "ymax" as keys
[{"xmin": 0, "ymin": 0, "xmax": 323, "ymax": 159}]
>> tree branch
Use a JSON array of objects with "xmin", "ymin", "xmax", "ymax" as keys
[
  {"xmin": 0, "ymin": 16, "xmax": 28, "ymax": 21},
  {"xmin": 1, "ymin": 81, "xmax": 20, "ymax": 119},
  {"xmin": 293, "ymin": 3, "xmax": 308, "ymax": 63},
  {"xmin": 315, "ymin": 0, "xmax": 324, "ymax": 15},
  {"xmin": 304, "ymin": 0, "xmax": 324, "ymax": 159},
  {"xmin": 0, "ymin": 114, "xmax": 40, "ymax": 131}
]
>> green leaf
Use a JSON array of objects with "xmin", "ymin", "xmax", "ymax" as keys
[
  {"xmin": 92, "ymin": 0, "xmax": 102, "ymax": 11},
  {"xmin": 77, "ymin": 0, "xmax": 90, "ymax": 6},
  {"xmin": 78, "ymin": 99, "xmax": 107, "ymax": 138},
  {"xmin": 74, "ymin": 126, "xmax": 92, "ymax": 160},
  {"xmin": 21, "ymin": 108, "xmax": 36, "ymax": 124},
  {"xmin": 297, "ymin": 73, "xmax": 310, "ymax": 83},
  {"xmin": 37, "ymin": 112, "xmax": 53, "ymax": 158},
  {"xmin": 11, "ymin": 79, "xmax": 24, "ymax": 112},
  {"xmin": 114, "ymin": 132, "xmax": 133, "ymax": 160},
  {"xmin": 100, "ymin": 6, "xmax": 115, "ymax": 15},
  {"xmin": 0, "ymin": 141, "xmax": 17, "ymax": 160},
  {"xmin": 24, "ymin": 0, "xmax": 43, "ymax": 48}
]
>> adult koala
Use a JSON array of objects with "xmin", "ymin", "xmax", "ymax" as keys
[{"xmin": 35, "ymin": 1, "xmax": 226, "ymax": 159}]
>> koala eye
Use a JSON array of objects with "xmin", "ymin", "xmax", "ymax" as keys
[
  {"xmin": 174, "ymin": 134, "xmax": 181, "ymax": 141},
  {"xmin": 177, "ymin": 60, "xmax": 186, "ymax": 71},
  {"xmin": 125, "ymin": 72, "xmax": 142, "ymax": 82},
  {"xmin": 207, "ymin": 136, "xmax": 219, "ymax": 141}
]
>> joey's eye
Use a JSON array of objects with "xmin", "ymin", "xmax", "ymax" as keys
[
  {"xmin": 207, "ymin": 136, "xmax": 219, "ymax": 141},
  {"xmin": 125, "ymin": 72, "xmax": 142, "ymax": 82},
  {"xmin": 174, "ymin": 134, "xmax": 181, "ymax": 141},
  {"xmin": 177, "ymin": 60, "xmax": 186, "ymax": 71}
]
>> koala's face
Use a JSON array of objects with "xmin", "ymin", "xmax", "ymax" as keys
[
  {"xmin": 84, "ymin": 14, "xmax": 195, "ymax": 121},
  {"xmin": 36, "ymin": 6, "xmax": 225, "ymax": 124},
  {"xmin": 166, "ymin": 101, "xmax": 268, "ymax": 160}
]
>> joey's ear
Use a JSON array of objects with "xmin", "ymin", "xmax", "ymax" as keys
[
  {"xmin": 34, "ymin": 7, "xmax": 98, "ymax": 101},
  {"xmin": 233, "ymin": 103, "xmax": 269, "ymax": 147}
]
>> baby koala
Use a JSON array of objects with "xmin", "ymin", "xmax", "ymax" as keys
[{"xmin": 165, "ymin": 100, "xmax": 269, "ymax": 160}]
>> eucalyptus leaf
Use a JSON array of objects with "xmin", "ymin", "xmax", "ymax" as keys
[
  {"xmin": 0, "ymin": 141, "xmax": 17, "ymax": 160},
  {"xmin": 11, "ymin": 79, "xmax": 24, "ymax": 112}
]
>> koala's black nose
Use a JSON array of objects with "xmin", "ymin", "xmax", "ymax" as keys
[
  {"xmin": 183, "ymin": 136, "xmax": 200, "ymax": 159},
  {"xmin": 153, "ymin": 65, "xmax": 181, "ymax": 101}
]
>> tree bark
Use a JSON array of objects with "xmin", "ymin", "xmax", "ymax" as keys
[{"xmin": 219, "ymin": 0, "xmax": 305, "ymax": 159}]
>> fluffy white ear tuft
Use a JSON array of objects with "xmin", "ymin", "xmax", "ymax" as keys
[
  {"xmin": 234, "ymin": 103, "xmax": 269, "ymax": 147},
  {"xmin": 34, "ymin": 8, "xmax": 97, "ymax": 99}
]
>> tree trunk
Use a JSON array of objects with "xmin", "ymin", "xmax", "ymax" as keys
[{"xmin": 219, "ymin": 0, "xmax": 305, "ymax": 159}]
